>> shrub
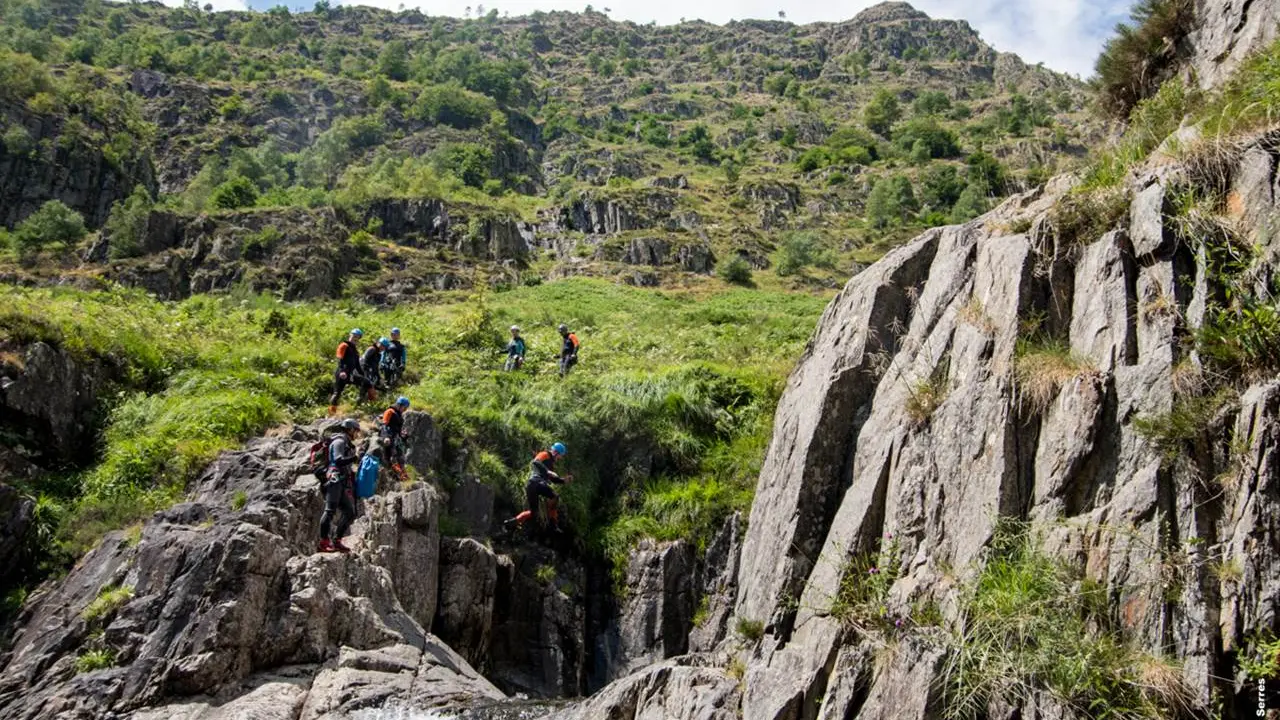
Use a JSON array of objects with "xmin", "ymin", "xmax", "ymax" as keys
[
  {"xmin": 2, "ymin": 124, "xmax": 35, "ymax": 156},
  {"xmin": 1094, "ymin": 0, "xmax": 1195, "ymax": 119},
  {"xmin": 1133, "ymin": 391, "xmax": 1235, "ymax": 460},
  {"xmin": 1045, "ymin": 188, "xmax": 1130, "ymax": 246},
  {"xmin": 735, "ymin": 617, "xmax": 764, "ymax": 641},
  {"xmin": 774, "ymin": 232, "xmax": 824, "ymax": 277},
  {"xmin": 892, "ymin": 117, "xmax": 960, "ymax": 159},
  {"xmin": 866, "ymin": 174, "xmax": 918, "ymax": 229},
  {"xmin": 535, "ymin": 564, "xmax": 557, "ymax": 583},
  {"xmin": 75, "ymin": 649, "xmax": 116, "ymax": 674},
  {"xmin": 716, "ymin": 255, "xmax": 753, "ymax": 285},
  {"xmin": 905, "ymin": 369, "xmax": 948, "ymax": 426},
  {"xmin": 863, "ymin": 89, "xmax": 900, "ymax": 137},
  {"xmin": 210, "ymin": 177, "xmax": 259, "ymax": 210},
  {"xmin": 943, "ymin": 523, "xmax": 1198, "ymax": 719},
  {"xmin": 12, "ymin": 200, "xmax": 85, "ymax": 255},
  {"xmin": 412, "ymin": 83, "xmax": 497, "ymax": 130},
  {"xmin": 1014, "ymin": 336, "xmax": 1095, "ymax": 415},
  {"xmin": 829, "ymin": 534, "xmax": 902, "ymax": 630},
  {"xmin": 82, "ymin": 584, "xmax": 134, "ymax": 623},
  {"xmin": 104, "ymin": 185, "xmax": 153, "ymax": 260},
  {"xmin": 230, "ymin": 490, "xmax": 248, "ymax": 511}
]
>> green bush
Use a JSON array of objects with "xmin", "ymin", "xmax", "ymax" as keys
[
  {"xmin": 716, "ymin": 255, "xmax": 753, "ymax": 285},
  {"xmin": 866, "ymin": 174, "xmax": 918, "ymax": 229},
  {"xmin": 412, "ymin": 83, "xmax": 497, "ymax": 130},
  {"xmin": 943, "ymin": 524, "xmax": 1196, "ymax": 719},
  {"xmin": 104, "ymin": 185, "xmax": 153, "ymax": 260},
  {"xmin": 11, "ymin": 200, "xmax": 85, "ymax": 255},
  {"xmin": 210, "ymin": 177, "xmax": 259, "ymax": 210},
  {"xmin": 74, "ymin": 649, "xmax": 116, "ymax": 674},
  {"xmin": 774, "ymin": 231, "xmax": 825, "ymax": 277},
  {"xmin": 863, "ymin": 88, "xmax": 901, "ymax": 137},
  {"xmin": 2, "ymin": 124, "xmax": 35, "ymax": 156}
]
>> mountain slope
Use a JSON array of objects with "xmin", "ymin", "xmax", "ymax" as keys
[{"xmin": 0, "ymin": 0, "xmax": 1097, "ymax": 297}]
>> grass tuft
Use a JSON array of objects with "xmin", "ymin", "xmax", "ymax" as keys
[{"xmin": 82, "ymin": 584, "xmax": 133, "ymax": 624}]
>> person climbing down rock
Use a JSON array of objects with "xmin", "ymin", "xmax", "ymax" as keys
[
  {"xmin": 503, "ymin": 442, "xmax": 572, "ymax": 535},
  {"xmin": 328, "ymin": 328, "xmax": 365, "ymax": 415},
  {"xmin": 319, "ymin": 418, "xmax": 361, "ymax": 553},
  {"xmin": 360, "ymin": 337, "xmax": 389, "ymax": 403},
  {"xmin": 558, "ymin": 324, "xmax": 579, "ymax": 377},
  {"xmin": 380, "ymin": 396, "xmax": 411, "ymax": 482},
  {"xmin": 382, "ymin": 327, "xmax": 407, "ymax": 388},
  {"xmin": 504, "ymin": 325, "xmax": 526, "ymax": 371}
]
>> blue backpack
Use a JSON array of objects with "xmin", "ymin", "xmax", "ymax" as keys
[{"xmin": 356, "ymin": 455, "xmax": 380, "ymax": 499}]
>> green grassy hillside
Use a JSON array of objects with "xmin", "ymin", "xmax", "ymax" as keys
[{"xmin": 0, "ymin": 0, "xmax": 1099, "ymax": 296}]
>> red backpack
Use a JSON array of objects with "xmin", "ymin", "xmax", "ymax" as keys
[{"xmin": 308, "ymin": 436, "xmax": 335, "ymax": 482}]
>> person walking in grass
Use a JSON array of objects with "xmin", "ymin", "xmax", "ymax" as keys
[
  {"xmin": 503, "ymin": 442, "xmax": 572, "ymax": 535},
  {"xmin": 558, "ymin": 324, "xmax": 579, "ymax": 377},
  {"xmin": 359, "ymin": 337, "xmax": 390, "ymax": 403},
  {"xmin": 504, "ymin": 325, "xmax": 526, "ymax": 371},
  {"xmin": 319, "ymin": 418, "xmax": 361, "ymax": 553},
  {"xmin": 329, "ymin": 328, "xmax": 365, "ymax": 416},
  {"xmin": 379, "ymin": 396, "xmax": 411, "ymax": 482},
  {"xmin": 382, "ymin": 327, "xmax": 407, "ymax": 388}
]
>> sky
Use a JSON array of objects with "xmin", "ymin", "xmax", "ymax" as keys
[{"xmin": 188, "ymin": 0, "xmax": 1136, "ymax": 78}]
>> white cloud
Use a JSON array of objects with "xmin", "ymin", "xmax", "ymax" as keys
[{"xmin": 335, "ymin": 0, "xmax": 1131, "ymax": 77}]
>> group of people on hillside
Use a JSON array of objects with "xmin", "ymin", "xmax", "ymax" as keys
[
  {"xmin": 328, "ymin": 327, "xmax": 407, "ymax": 415},
  {"xmin": 504, "ymin": 323, "xmax": 579, "ymax": 376},
  {"xmin": 317, "ymin": 322, "xmax": 581, "ymax": 553}
]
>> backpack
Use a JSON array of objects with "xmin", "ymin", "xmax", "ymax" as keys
[
  {"xmin": 308, "ymin": 435, "xmax": 336, "ymax": 482},
  {"xmin": 356, "ymin": 455, "xmax": 380, "ymax": 498}
]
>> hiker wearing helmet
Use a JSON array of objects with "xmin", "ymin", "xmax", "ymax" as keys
[
  {"xmin": 380, "ymin": 396, "xmax": 411, "ymax": 481},
  {"xmin": 328, "ymin": 329, "xmax": 366, "ymax": 415},
  {"xmin": 359, "ymin": 338, "xmax": 389, "ymax": 402},
  {"xmin": 558, "ymin": 324, "xmax": 579, "ymax": 377},
  {"xmin": 503, "ymin": 442, "xmax": 572, "ymax": 535},
  {"xmin": 382, "ymin": 328, "xmax": 407, "ymax": 388},
  {"xmin": 504, "ymin": 325, "xmax": 526, "ymax": 371},
  {"xmin": 319, "ymin": 418, "xmax": 362, "ymax": 553}
]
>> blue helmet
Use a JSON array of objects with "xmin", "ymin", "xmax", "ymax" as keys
[
  {"xmin": 551, "ymin": 442, "xmax": 566, "ymax": 456},
  {"xmin": 351, "ymin": 328, "xmax": 364, "ymax": 338},
  {"xmin": 396, "ymin": 396, "xmax": 410, "ymax": 408},
  {"xmin": 391, "ymin": 327, "xmax": 401, "ymax": 336},
  {"xmin": 378, "ymin": 337, "xmax": 391, "ymax": 349}
]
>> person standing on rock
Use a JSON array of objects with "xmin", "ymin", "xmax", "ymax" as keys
[
  {"xmin": 503, "ymin": 442, "xmax": 572, "ymax": 535},
  {"xmin": 558, "ymin": 324, "xmax": 579, "ymax": 377},
  {"xmin": 382, "ymin": 327, "xmax": 407, "ymax": 388},
  {"xmin": 504, "ymin": 325, "xmax": 526, "ymax": 371},
  {"xmin": 329, "ymin": 328, "xmax": 365, "ymax": 416},
  {"xmin": 379, "ymin": 396, "xmax": 411, "ymax": 482},
  {"xmin": 319, "ymin": 418, "xmax": 361, "ymax": 553}
]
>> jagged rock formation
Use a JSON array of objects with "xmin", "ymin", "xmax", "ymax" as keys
[
  {"xmin": 555, "ymin": 142, "xmax": 1280, "ymax": 718},
  {"xmin": 1187, "ymin": 0, "xmax": 1280, "ymax": 89},
  {"xmin": 0, "ymin": 416, "xmax": 587, "ymax": 719}
]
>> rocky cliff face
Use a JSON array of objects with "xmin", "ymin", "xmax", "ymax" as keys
[
  {"xmin": 0, "ymin": 415, "xmax": 598, "ymax": 719},
  {"xmin": 1187, "ymin": 0, "xmax": 1280, "ymax": 89},
  {"xmin": 557, "ymin": 131, "xmax": 1280, "ymax": 718}
]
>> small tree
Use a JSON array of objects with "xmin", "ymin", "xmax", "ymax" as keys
[
  {"xmin": 863, "ymin": 89, "xmax": 901, "ymax": 138},
  {"xmin": 775, "ymin": 231, "xmax": 820, "ymax": 276},
  {"xmin": 210, "ymin": 177, "xmax": 259, "ymax": 210},
  {"xmin": 104, "ymin": 185, "xmax": 153, "ymax": 260},
  {"xmin": 777, "ymin": 10, "xmax": 785, "ymax": 19},
  {"xmin": 950, "ymin": 182, "xmax": 989, "ymax": 223},
  {"xmin": 377, "ymin": 40, "xmax": 409, "ymax": 81},
  {"xmin": 12, "ymin": 200, "xmax": 85, "ymax": 256},
  {"xmin": 717, "ymin": 255, "xmax": 753, "ymax": 285}
]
